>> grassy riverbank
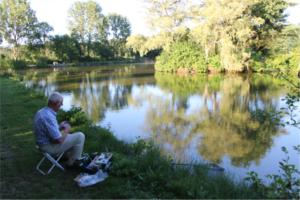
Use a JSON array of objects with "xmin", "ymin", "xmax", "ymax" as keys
[{"xmin": 0, "ymin": 76, "xmax": 262, "ymax": 199}]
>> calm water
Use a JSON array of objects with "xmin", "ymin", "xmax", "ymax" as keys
[{"xmin": 16, "ymin": 64, "xmax": 300, "ymax": 182}]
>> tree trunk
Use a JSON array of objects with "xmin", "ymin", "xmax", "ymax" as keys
[{"xmin": 12, "ymin": 46, "xmax": 18, "ymax": 60}]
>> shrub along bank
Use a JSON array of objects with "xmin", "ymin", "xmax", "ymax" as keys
[{"xmin": 0, "ymin": 76, "xmax": 298, "ymax": 199}]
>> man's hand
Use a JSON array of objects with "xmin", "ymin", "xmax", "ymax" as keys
[
  {"xmin": 53, "ymin": 136, "xmax": 66, "ymax": 144},
  {"xmin": 59, "ymin": 121, "xmax": 71, "ymax": 134}
]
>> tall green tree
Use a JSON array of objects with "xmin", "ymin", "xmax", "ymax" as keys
[
  {"xmin": 145, "ymin": 0, "xmax": 188, "ymax": 33},
  {"xmin": 107, "ymin": 13, "xmax": 131, "ymax": 58},
  {"xmin": 68, "ymin": 0, "xmax": 107, "ymax": 58},
  {"xmin": 142, "ymin": 0, "xmax": 191, "ymax": 52},
  {"xmin": 107, "ymin": 14, "xmax": 131, "ymax": 40},
  {"xmin": 191, "ymin": 0, "xmax": 289, "ymax": 71},
  {"xmin": 0, "ymin": 0, "xmax": 38, "ymax": 60},
  {"xmin": 250, "ymin": 0, "xmax": 288, "ymax": 53},
  {"xmin": 191, "ymin": 0, "xmax": 259, "ymax": 71},
  {"xmin": 29, "ymin": 22, "xmax": 53, "ymax": 45}
]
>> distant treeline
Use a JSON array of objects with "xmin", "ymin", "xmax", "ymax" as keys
[
  {"xmin": 1, "ymin": 0, "xmax": 300, "ymax": 73},
  {"xmin": 0, "ymin": 0, "xmax": 158, "ymax": 69}
]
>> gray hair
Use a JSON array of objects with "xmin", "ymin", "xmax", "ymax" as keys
[{"xmin": 48, "ymin": 92, "xmax": 63, "ymax": 104}]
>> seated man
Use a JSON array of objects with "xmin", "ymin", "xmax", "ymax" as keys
[{"xmin": 33, "ymin": 92, "xmax": 85, "ymax": 167}]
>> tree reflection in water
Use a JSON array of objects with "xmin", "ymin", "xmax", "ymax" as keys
[
  {"xmin": 19, "ymin": 65, "xmax": 155, "ymax": 123},
  {"xmin": 147, "ymin": 73, "xmax": 286, "ymax": 167},
  {"xmin": 18, "ymin": 67, "xmax": 289, "ymax": 168}
]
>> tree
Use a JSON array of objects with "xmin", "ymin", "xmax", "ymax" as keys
[
  {"xmin": 143, "ymin": 0, "xmax": 191, "ymax": 53},
  {"xmin": 145, "ymin": 0, "xmax": 290, "ymax": 72},
  {"xmin": 107, "ymin": 13, "xmax": 131, "ymax": 58},
  {"xmin": 126, "ymin": 34, "xmax": 148, "ymax": 56},
  {"xmin": 28, "ymin": 22, "xmax": 53, "ymax": 46},
  {"xmin": 190, "ymin": 0, "xmax": 288, "ymax": 72},
  {"xmin": 107, "ymin": 14, "xmax": 131, "ymax": 40},
  {"xmin": 145, "ymin": 0, "xmax": 189, "ymax": 33},
  {"xmin": 250, "ymin": 0, "xmax": 289, "ymax": 53},
  {"xmin": 0, "ymin": 0, "xmax": 38, "ymax": 60},
  {"xmin": 68, "ymin": 0, "xmax": 107, "ymax": 58},
  {"xmin": 50, "ymin": 35, "xmax": 81, "ymax": 62}
]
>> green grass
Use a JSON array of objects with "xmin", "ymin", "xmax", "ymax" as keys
[{"xmin": 0, "ymin": 76, "xmax": 262, "ymax": 199}]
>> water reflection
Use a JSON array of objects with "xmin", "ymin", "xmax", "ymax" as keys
[
  {"xmin": 16, "ymin": 65, "xmax": 299, "ymax": 180},
  {"xmin": 145, "ymin": 74, "xmax": 285, "ymax": 167},
  {"xmin": 20, "ymin": 65, "xmax": 155, "ymax": 122}
]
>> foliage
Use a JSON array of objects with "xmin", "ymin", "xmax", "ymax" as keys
[
  {"xmin": 144, "ymin": 0, "xmax": 188, "ymax": 33},
  {"xmin": 8, "ymin": 59, "xmax": 27, "ymax": 69},
  {"xmin": 0, "ymin": 0, "xmax": 38, "ymax": 60},
  {"xmin": 144, "ymin": 0, "xmax": 292, "ymax": 72},
  {"xmin": 207, "ymin": 55, "xmax": 222, "ymax": 70},
  {"xmin": 50, "ymin": 34, "xmax": 81, "ymax": 62},
  {"xmin": 126, "ymin": 34, "xmax": 149, "ymax": 56},
  {"xmin": 27, "ymin": 22, "xmax": 53, "ymax": 46},
  {"xmin": 245, "ymin": 146, "xmax": 300, "ymax": 199},
  {"xmin": 251, "ymin": 25, "xmax": 300, "ymax": 71},
  {"xmin": 250, "ymin": 0, "xmax": 288, "ymax": 52},
  {"xmin": 107, "ymin": 14, "xmax": 131, "ymax": 58},
  {"xmin": 0, "ymin": 54, "xmax": 11, "ymax": 69},
  {"xmin": 0, "ymin": 0, "xmax": 298, "ymax": 69},
  {"xmin": 35, "ymin": 56, "xmax": 49, "ymax": 68},
  {"xmin": 155, "ymin": 41, "xmax": 207, "ymax": 73},
  {"xmin": 68, "ymin": 0, "xmax": 107, "ymax": 57},
  {"xmin": 91, "ymin": 41, "xmax": 114, "ymax": 60},
  {"xmin": 107, "ymin": 13, "xmax": 131, "ymax": 41},
  {"xmin": 57, "ymin": 106, "xmax": 91, "ymax": 126}
]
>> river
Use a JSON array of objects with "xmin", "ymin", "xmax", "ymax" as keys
[{"xmin": 15, "ymin": 64, "xmax": 300, "ymax": 182}]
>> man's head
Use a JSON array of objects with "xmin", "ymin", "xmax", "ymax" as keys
[{"xmin": 48, "ymin": 92, "xmax": 63, "ymax": 112}]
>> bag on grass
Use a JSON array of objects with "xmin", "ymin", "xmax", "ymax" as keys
[
  {"xmin": 74, "ymin": 152, "xmax": 113, "ymax": 187},
  {"xmin": 74, "ymin": 170, "xmax": 108, "ymax": 187}
]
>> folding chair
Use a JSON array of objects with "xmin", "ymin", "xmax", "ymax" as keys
[{"xmin": 35, "ymin": 145, "xmax": 65, "ymax": 175}]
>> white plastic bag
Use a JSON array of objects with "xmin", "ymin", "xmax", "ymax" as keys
[{"xmin": 74, "ymin": 170, "xmax": 108, "ymax": 187}]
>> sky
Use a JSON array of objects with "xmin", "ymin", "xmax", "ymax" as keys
[
  {"xmin": 29, "ymin": 0, "xmax": 300, "ymax": 37},
  {"xmin": 29, "ymin": 0, "xmax": 150, "ymax": 36}
]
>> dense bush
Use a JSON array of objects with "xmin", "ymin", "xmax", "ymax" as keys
[
  {"xmin": 10, "ymin": 59, "xmax": 27, "ymax": 69},
  {"xmin": 35, "ymin": 57, "xmax": 50, "ymax": 68},
  {"xmin": 250, "ymin": 39, "xmax": 300, "ymax": 72},
  {"xmin": 57, "ymin": 106, "xmax": 90, "ymax": 126},
  {"xmin": 0, "ymin": 55, "xmax": 11, "ymax": 69},
  {"xmin": 207, "ymin": 55, "xmax": 222, "ymax": 70},
  {"xmin": 0, "ymin": 55, "xmax": 27, "ymax": 69},
  {"xmin": 155, "ymin": 41, "xmax": 207, "ymax": 73}
]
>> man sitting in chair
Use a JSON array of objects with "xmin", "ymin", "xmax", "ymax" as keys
[{"xmin": 33, "ymin": 92, "xmax": 85, "ymax": 168}]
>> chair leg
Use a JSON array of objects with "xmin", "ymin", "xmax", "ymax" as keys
[
  {"xmin": 36, "ymin": 156, "xmax": 47, "ymax": 175},
  {"xmin": 36, "ymin": 152, "xmax": 65, "ymax": 175},
  {"xmin": 46, "ymin": 152, "xmax": 65, "ymax": 174}
]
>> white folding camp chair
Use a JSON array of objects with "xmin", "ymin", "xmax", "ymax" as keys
[{"xmin": 36, "ymin": 145, "xmax": 65, "ymax": 175}]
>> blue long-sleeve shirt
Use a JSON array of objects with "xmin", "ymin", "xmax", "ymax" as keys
[{"xmin": 33, "ymin": 107, "xmax": 62, "ymax": 145}]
